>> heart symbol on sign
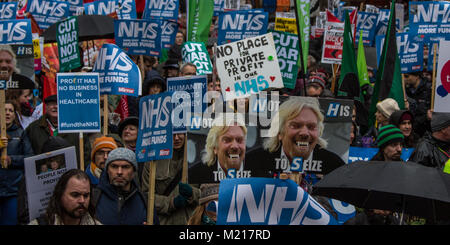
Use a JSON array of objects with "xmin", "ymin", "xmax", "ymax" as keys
[
  {"xmin": 270, "ymin": 76, "xmax": 276, "ymax": 82},
  {"xmin": 225, "ymin": 87, "xmax": 231, "ymax": 92}
]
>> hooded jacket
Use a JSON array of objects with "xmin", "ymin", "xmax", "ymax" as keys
[
  {"xmin": 0, "ymin": 124, "xmax": 34, "ymax": 197},
  {"xmin": 94, "ymin": 169, "xmax": 159, "ymax": 225},
  {"xmin": 408, "ymin": 132, "xmax": 449, "ymax": 170}
]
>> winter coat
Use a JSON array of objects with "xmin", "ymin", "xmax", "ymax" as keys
[
  {"xmin": 0, "ymin": 124, "xmax": 34, "ymax": 197},
  {"xmin": 25, "ymin": 114, "xmax": 80, "ymax": 156},
  {"xmin": 406, "ymin": 79, "xmax": 432, "ymax": 137},
  {"xmin": 408, "ymin": 132, "xmax": 449, "ymax": 170},
  {"xmin": 28, "ymin": 213, "xmax": 101, "ymax": 225},
  {"xmin": 141, "ymin": 149, "xmax": 200, "ymax": 225},
  {"xmin": 94, "ymin": 170, "xmax": 159, "ymax": 225}
]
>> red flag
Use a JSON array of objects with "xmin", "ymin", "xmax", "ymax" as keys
[
  {"xmin": 26, "ymin": 13, "xmax": 42, "ymax": 36},
  {"xmin": 114, "ymin": 95, "xmax": 129, "ymax": 121}
]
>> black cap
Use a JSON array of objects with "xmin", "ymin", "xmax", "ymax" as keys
[
  {"xmin": 163, "ymin": 59, "xmax": 180, "ymax": 70},
  {"xmin": 118, "ymin": 116, "xmax": 139, "ymax": 137},
  {"xmin": 44, "ymin": 94, "xmax": 57, "ymax": 103}
]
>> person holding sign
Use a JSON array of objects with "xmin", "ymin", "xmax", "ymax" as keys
[
  {"xmin": 0, "ymin": 100, "xmax": 33, "ymax": 225},
  {"xmin": 141, "ymin": 133, "xmax": 200, "ymax": 225},
  {"xmin": 94, "ymin": 148, "xmax": 159, "ymax": 225},
  {"xmin": 25, "ymin": 95, "xmax": 79, "ymax": 156},
  {"xmin": 404, "ymin": 71, "xmax": 432, "ymax": 137},
  {"xmin": 29, "ymin": 169, "xmax": 101, "ymax": 225}
]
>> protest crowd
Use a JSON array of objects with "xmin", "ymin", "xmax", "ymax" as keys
[{"xmin": 0, "ymin": 0, "xmax": 450, "ymax": 227}]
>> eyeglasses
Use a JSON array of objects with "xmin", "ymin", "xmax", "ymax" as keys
[{"xmin": 95, "ymin": 150, "xmax": 112, "ymax": 156}]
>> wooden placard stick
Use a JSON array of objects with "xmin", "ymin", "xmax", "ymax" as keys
[
  {"xmin": 103, "ymin": 95, "xmax": 108, "ymax": 135},
  {"xmin": 331, "ymin": 63, "xmax": 339, "ymax": 93},
  {"xmin": 147, "ymin": 161, "xmax": 156, "ymax": 225},
  {"xmin": 181, "ymin": 135, "xmax": 188, "ymax": 183},
  {"xmin": 431, "ymin": 43, "xmax": 438, "ymax": 109},
  {"xmin": 79, "ymin": 132, "xmax": 84, "ymax": 171},
  {"xmin": 0, "ymin": 89, "xmax": 7, "ymax": 169}
]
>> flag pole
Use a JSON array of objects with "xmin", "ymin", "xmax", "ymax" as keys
[
  {"xmin": 431, "ymin": 43, "xmax": 438, "ymax": 109},
  {"xmin": 0, "ymin": 89, "xmax": 7, "ymax": 168},
  {"xmin": 294, "ymin": 0, "xmax": 307, "ymax": 96},
  {"xmin": 147, "ymin": 161, "xmax": 156, "ymax": 225},
  {"xmin": 182, "ymin": 136, "xmax": 188, "ymax": 183}
]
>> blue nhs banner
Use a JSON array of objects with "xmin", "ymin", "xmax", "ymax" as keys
[
  {"xmin": 114, "ymin": 19, "xmax": 162, "ymax": 56},
  {"xmin": 26, "ymin": 0, "xmax": 70, "ymax": 30},
  {"xmin": 57, "ymin": 73, "xmax": 101, "ymax": 133},
  {"xmin": 217, "ymin": 10, "xmax": 268, "ymax": 45},
  {"xmin": 136, "ymin": 92, "xmax": 173, "ymax": 162},
  {"xmin": 84, "ymin": 0, "xmax": 137, "ymax": 19},
  {"xmin": 355, "ymin": 12, "xmax": 378, "ymax": 46},
  {"xmin": 409, "ymin": 1, "xmax": 450, "ymax": 42},
  {"xmin": 0, "ymin": 2, "xmax": 17, "ymax": 20},
  {"xmin": 167, "ymin": 75, "xmax": 207, "ymax": 133},
  {"xmin": 376, "ymin": 33, "xmax": 423, "ymax": 73},
  {"xmin": 217, "ymin": 178, "xmax": 339, "ymax": 225},
  {"xmin": 0, "ymin": 19, "xmax": 33, "ymax": 45},
  {"xmin": 142, "ymin": 0, "xmax": 179, "ymax": 20}
]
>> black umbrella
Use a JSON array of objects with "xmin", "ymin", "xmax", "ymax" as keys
[
  {"xmin": 42, "ymin": 15, "xmax": 115, "ymax": 43},
  {"xmin": 312, "ymin": 161, "xmax": 450, "ymax": 223}
]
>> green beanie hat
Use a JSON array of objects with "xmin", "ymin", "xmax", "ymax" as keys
[{"xmin": 377, "ymin": 124, "xmax": 404, "ymax": 149}]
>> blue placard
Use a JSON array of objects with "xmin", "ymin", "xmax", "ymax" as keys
[
  {"xmin": 217, "ymin": 10, "xmax": 268, "ymax": 45},
  {"xmin": 0, "ymin": 2, "xmax": 17, "ymax": 20},
  {"xmin": 161, "ymin": 19, "xmax": 178, "ymax": 49},
  {"xmin": 167, "ymin": 75, "xmax": 207, "ymax": 133},
  {"xmin": 355, "ymin": 12, "xmax": 378, "ymax": 46},
  {"xmin": 142, "ymin": 0, "xmax": 179, "ymax": 20},
  {"xmin": 217, "ymin": 178, "xmax": 339, "ymax": 225},
  {"xmin": 114, "ymin": 19, "xmax": 162, "ymax": 56},
  {"xmin": 328, "ymin": 199, "xmax": 356, "ymax": 225},
  {"xmin": 57, "ymin": 73, "xmax": 101, "ymax": 133},
  {"xmin": 376, "ymin": 33, "xmax": 424, "ymax": 73},
  {"xmin": 426, "ymin": 37, "xmax": 450, "ymax": 72},
  {"xmin": 93, "ymin": 43, "xmax": 142, "ymax": 96},
  {"xmin": 64, "ymin": 0, "xmax": 84, "ymax": 16},
  {"xmin": 26, "ymin": 0, "xmax": 70, "ymax": 30},
  {"xmin": 214, "ymin": 0, "xmax": 225, "ymax": 17},
  {"xmin": 409, "ymin": 1, "xmax": 450, "ymax": 42},
  {"xmin": 348, "ymin": 147, "xmax": 415, "ymax": 163},
  {"xmin": 136, "ymin": 92, "xmax": 174, "ymax": 162},
  {"xmin": 0, "ymin": 19, "xmax": 32, "ymax": 45},
  {"xmin": 0, "ymin": 80, "xmax": 6, "ymax": 89},
  {"xmin": 84, "ymin": 0, "xmax": 137, "ymax": 19}
]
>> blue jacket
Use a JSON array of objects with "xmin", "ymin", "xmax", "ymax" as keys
[
  {"xmin": 0, "ymin": 124, "xmax": 34, "ymax": 197},
  {"xmin": 85, "ymin": 164, "xmax": 99, "ymax": 186},
  {"xmin": 95, "ymin": 170, "xmax": 159, "ymax": 225}
]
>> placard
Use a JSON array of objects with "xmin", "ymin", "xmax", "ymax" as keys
[
  {"xmin": 93, "ymin": 43, "xmax": 142, "ymax": 96},
  {"xmin": 182, "ymin": 42, "xmax": 213, "ymax": 75},
  {"xmin": 217, "ymin": 10, "xmax": 268, "ymax": 45},
  {"xmin": 24, "ymin": 146, "xmax": 78, "ymax": 222},
  {"xmin": 434, "ymin": 39, "xmax": 450, "ymax": 113},
  {"xmin": 57, "ymin": 73, "xmax": 101, "ymax": 133},
  {"xmin": 57, "ymin": 16, "xmax": 81, "ymax": 72},
  {"xmin": 409, "ymin": 1, "xmax": 450, "ymax": 42},
  {"xmin": 114, "ymin": 19, "xmax": 161, "ymax": 56},
  {"xmin": 26, "ymin": 0, "xmax": 70, "ymax": 30},
  {"xmin": 217, "ymin": 178, "xmax": 338, "ymax": 225},
  {"xmin": 142, "ymin": 0, "xmax": 179, "ymax": 20},
  {"xmin": 272, "ymin": 30, "xmax": 299, "ymax": 89},
  {"xmin": 136, "ymin": 92, "xmax": 174, "ymax": 162},
  {"xmin": 215, "ymin": 33, "xmax": 283, "ymax": 101}
]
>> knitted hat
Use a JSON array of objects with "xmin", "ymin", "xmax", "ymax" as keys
[
  {"xmin": 431, "ymin": 112, "xmax": 450, "ymax": 133},
  {"xmin": 377, "ymin": 124, "xmax": 404, "ymax": 149},
  {"xmin": 91, "ymin": 136, "xmax": 118, "ymax": 162},
  {"xmin": 199, "ymin": 183, "xmax": 219, "ymax": 205},
  {"xmin": 307, "ymin": 75, "xmax": 326, "ymax": 90},
  {"xmin": 376, "ymin": 98, "xmax": 400, "ymax": 118},
  {"xmin": 105, "ymin": 147, "xmax": 138, "ymax": 170}
]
